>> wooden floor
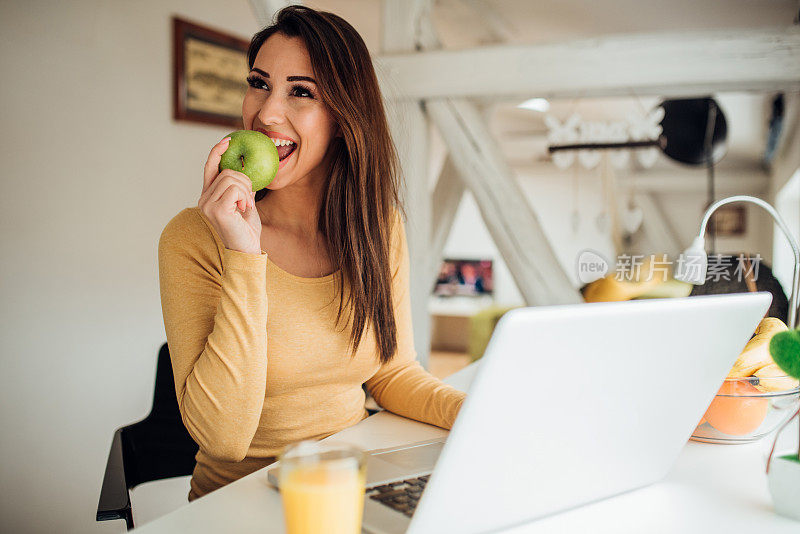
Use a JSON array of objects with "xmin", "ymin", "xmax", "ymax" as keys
[{"xmin": 428, "ymin": 350, "xmax": 472, "ymax": 379}]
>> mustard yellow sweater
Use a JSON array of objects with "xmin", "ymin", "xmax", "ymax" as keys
[{"xmin": 158, "ymin": 207, "xmax": 466, "ymax": 500}]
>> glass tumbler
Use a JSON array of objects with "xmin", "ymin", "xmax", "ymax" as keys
[{"xmin": 279, "ymin": 441, "xmax": 368, "ymax": 534}]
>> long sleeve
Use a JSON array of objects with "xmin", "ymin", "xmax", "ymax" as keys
[
  {"xmin": 158, "ymin": 208, "xmax": 268, "ymax": 462},
  {"xmin": 364, "ymin": 212, "xmax": 467, "ymax": 430}
]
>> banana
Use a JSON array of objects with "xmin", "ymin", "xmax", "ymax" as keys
[
  {"xmin": 754, "ymin": 363, "xmax": 800, "ymax": 393},
  {"xmin": 728, "ymin": 317, "xmax": 788, "ymax": 378}
]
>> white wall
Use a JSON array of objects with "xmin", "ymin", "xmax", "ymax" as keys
[{"xmin": 0, "ymin": 1, "xmax": 261, "ymax": 532}]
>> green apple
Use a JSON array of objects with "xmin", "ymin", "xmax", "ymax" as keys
[{"xmin": 218, "ymin": 130, "xmax": 279, "ymax": 191}]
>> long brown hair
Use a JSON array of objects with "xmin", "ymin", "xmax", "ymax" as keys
[{"xmin": 247, "ymin": 6, "xmax": 404, "ymax": 364}]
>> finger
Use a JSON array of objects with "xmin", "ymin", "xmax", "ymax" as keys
[
  {"xmin": 202, "ymin": 137, "xmax": 232, "ymax": 194},
  {"xmin": 214, "ymin": 183, "xmax": 251, "ymax": 212},
  {"xmin": 217, "ymin": 168, "xmax": 254, "ymax": 194},
  {"xmin": 219, "ymin": 185, "xmax": 247, "ymax": 216},
  {"xmin": 213, "ymin": 183, "xmax": 250, "ymax": 212},
  {"xmin": 210, "ymin": 170, "xmax": 255, "ymax": 207},
  {"xmin": 207, "ymin": 175, "xmax": 252, "ymax": 206},
  {"xmin": 218, "ymin": 172, "xmax": 256, "ymax": 209}
]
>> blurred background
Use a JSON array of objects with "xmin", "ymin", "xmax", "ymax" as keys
[{"xmin": 1, "ymin": 0, "xmax": 798, "ymax": 532}]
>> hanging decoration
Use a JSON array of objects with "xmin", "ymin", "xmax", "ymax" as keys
[
  {"xmin": 545, "ymin": 108, "xmax": 665, "ymax": 170},
  {"xmin": 627, "ymin": 107, "xmax": 664, "ymax": 168},
  {"xmin": 544, "ymin": 114, "xmax": 580, "ymax": 170},
  {"xmin": 622, "ymin": 199, "xmax": 644, "ymax": 235}
]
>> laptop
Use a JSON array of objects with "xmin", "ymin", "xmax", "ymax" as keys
[{"xmin": 269, "ymin": 292, "xmax": 771, "ymax": 534}]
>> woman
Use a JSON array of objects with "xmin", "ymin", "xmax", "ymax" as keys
[{"xmin": 158, "ymin": 6, "xmax": 466, "ymax": 501}]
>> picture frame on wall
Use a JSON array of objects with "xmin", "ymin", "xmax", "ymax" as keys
[
  {"xmin": 707, "ymin": 204, "xmax": 747, "ymax": 237},
  {"xmin": 433, "ymin": 259, "xmax": 494, "ymax": 297},
  {"xmin": 172, "ymin": 16, "xmax": 251, "ymax": 128}
]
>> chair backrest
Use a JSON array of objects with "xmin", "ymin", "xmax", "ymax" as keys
[{"xmin": 121, "ymin": 343, "xmax": 198, "ymax": 488}]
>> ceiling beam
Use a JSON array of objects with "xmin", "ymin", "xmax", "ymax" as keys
[
  {"xmin": 376, "ymin": 28, "xmax": 800, "ymax": 100},
  {"xmin": 509, "ymin": 165, "xmax": 770, "ymax": 195},
  {"xmin": 461, "ymin": 0, "xmax": 515, "ymax": 43},
  {"xmin": 428, "ymin": 98, "xmax": 583, "ymax": 305}
]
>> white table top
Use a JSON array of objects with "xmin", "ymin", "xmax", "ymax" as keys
[{"xmin": 136, "ymin": 363, "xmax": 799, "ymax": 533}]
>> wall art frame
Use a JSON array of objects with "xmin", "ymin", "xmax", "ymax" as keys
[{"xmin": 172, "ymin": 16, "xmax": 251, "ymax": 128}]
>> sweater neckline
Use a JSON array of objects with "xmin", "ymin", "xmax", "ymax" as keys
[
  {"xmin": 266, "ymin": 256, "xmax": 340, "ymax": 284},
  {"xmin": 195, "ymin": 207, "xmax": 339, "ymax": 285}
]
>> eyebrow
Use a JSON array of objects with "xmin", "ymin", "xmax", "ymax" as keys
[{"xmin": 250, "ymin": 68, "xmax": 316, "ymax": 84}]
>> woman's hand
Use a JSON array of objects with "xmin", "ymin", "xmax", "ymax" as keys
[{"xmin": 198, "ymin": 137, "xmax": 263, "ymax": 255}]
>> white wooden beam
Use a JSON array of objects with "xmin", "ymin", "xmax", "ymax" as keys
[
  {"xmin": 512, "ymin": 165, "xmax": 770, "ymax": 195},
  {"xmin": 427, "ymin": 98, "xmax": 583, "ymax": 305},
  {"xmin": 382, "ymin": 0, "xmax": 433, "ymax": 368},
  {"xmin": 376, "ymin": 28, "xmax": 800, "ymax": 100},
  {"xmin": 382, "ymin": 0, "xmax": 434, "ymax": 52},
  {"xmin": 462, "ymin": 0, "xmax": 515, "ymax": 43},
  {"xmin": 430, "ymin": 156, "xmax": 465, "ymax": 284}
]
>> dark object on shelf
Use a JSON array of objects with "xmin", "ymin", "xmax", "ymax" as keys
[
  {"xmin": 96, "ymin": 343, "xmax": 199, "ymax": 530},
  {"xmin": 688, "ymin": 254, "xmax": 789, "ymax": 324},
  {"xmin": 764, "ymin": 93, "xmax": 784, "ymax": 165},
  {"xmin": 659, "ymin": 97, "xmax": 728, "ymax": 166}
]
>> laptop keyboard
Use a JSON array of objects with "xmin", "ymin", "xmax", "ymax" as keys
[{"xmin": 366, "ymin": 475, "xmax": 429, "ymax": 517}]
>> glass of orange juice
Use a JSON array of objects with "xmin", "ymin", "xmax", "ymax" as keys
[{"xmin": 278, "ymin": 441, "xmax": 368, "ymax": 534}]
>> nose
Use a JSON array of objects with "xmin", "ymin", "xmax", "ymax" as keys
[{"xmin": 257, "ymin": 91, "xmax": 287, "ymax": 127}]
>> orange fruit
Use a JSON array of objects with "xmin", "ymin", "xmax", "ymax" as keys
[{"xmin": 703, "ymin": 380, "xmax": 768, "ymax": 435}]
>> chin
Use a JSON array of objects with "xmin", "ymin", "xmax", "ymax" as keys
[{"xmin": 264, "ymin": 170, "xmax": 295, "ymax": 190}]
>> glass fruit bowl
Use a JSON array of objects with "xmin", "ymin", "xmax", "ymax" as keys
[{"xmin": 691, "ymin": 375, "xmax": 800, "ymax": 444}]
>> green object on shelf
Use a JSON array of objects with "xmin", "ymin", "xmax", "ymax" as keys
[{"xmin": 468, "ymin": 305, "xmax": 520, "ymax": 362}]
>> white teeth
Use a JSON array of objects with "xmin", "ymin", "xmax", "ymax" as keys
[{"xmin": 269, "ymin": 138, "xmax": 296, "ymax": 147}]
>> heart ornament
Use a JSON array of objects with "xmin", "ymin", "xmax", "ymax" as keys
[{"xmin": 622, "ymin": 204, "xmax": 644, "ymax": 234}]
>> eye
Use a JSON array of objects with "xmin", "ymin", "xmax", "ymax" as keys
[
  {"xmin": 290, "ymin": 85, "xmax": 313, "ymax": 99},
  {"xmin": 246, "ymin": 75, "xmax": 269, "ymax": 91}
]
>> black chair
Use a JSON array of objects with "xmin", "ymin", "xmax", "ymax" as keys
[
  {"xmin": 688, "ymin": 254, "xmax": 789, "ymax": 324},
  {"xmin": 96, "ymin": 343, "xmax": 199, "ymax": 530}
]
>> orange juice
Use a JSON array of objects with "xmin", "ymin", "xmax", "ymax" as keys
[{"xmin": 279, "ymin": 443, "xmax": 367, "ymax": 534}]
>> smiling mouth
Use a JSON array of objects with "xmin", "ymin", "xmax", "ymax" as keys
[{"xmin": 257, "ymin": 129, "xmax": 297, "ymax": 162}]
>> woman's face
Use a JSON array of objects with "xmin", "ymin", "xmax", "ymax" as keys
[{"xmin": 243, "ymin": 33, "xmax": 339, "ymax": 190}]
